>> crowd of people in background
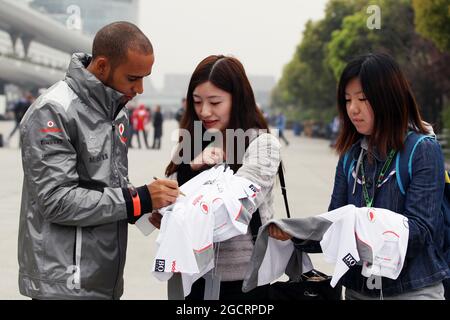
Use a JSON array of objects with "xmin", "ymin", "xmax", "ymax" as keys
[
  {"xmin": 0, "ymin": 92, "xmax": 340, "ymax": 150},
  {"xmin": 127, "ymin": 103, "xmax": 165, "ymax": 150},
  {"xmin": 1, "ymin": 92, "xmax": 35, "ymax": 148}
]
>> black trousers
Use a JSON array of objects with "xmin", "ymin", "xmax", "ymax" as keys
[{"xmin": 185, "ymin": 277, "xmax": 269, "ymax": 301}]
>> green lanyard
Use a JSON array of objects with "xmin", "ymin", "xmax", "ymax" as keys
[{"xmin": 360, "ymin": 149, "xmax": 396, "ymax": 208}]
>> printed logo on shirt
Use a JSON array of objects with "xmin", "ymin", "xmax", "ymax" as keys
[
  {"xmin": 40, "ymin": 120, "xmax": 62, "ymax": 133},
  {"xmin": 366, "ymin": 275, "xmax": 382, "ymax": 290},
  {"xmin": 118, "ymin": 123, "xmax": 127, "ymax": 144},
  {"xmin": 192, "ymin": 194, "xmax": 204, "ymax": 206},
  {"xmin": 215, "ymin": 181, "xmax": 224, "ymax": 193},
  {"xmin": 200, "ymin": 202, "xmax": 209, "ymax": 214},
  {"xmin": 249, "ymin": 184, "xmax": 260, "ymax": 193},
  {"xmin": 342, "ymin": 253, "xmax": 357, "ymax": 268},
  {"xmin": 154, "ymin": 259, "xmax": 165, "ymax": 272},
  {"xmin": 367, "ymin": 209, "xmax": 376, "ymax": 223},
  {"xmin": 171, "ymin": 260, "xmax": 177, "ymax": 272}
]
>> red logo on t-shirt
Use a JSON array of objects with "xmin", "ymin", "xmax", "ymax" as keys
[
  {"xmin": 200, "ymin": 202, "xmax": 209, "ymax": 214},
  {"xmin": 368, "ymin": 210, "xmax": 376, "ymax": 222},
  {"xmin": 171, "ymin": 260, "xmax": 177, "ymax": 272}
]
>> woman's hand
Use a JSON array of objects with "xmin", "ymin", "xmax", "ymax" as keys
[
  {"xmin": 268, "ymin": 223, "xmax": 293, "ymax": 241},
  {"xmin": 190, "ymin": 146, "xmax": 224, "ymax": 171}
]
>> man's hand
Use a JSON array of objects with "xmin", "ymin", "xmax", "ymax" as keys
[
  {"xmin": 149, "ymin": 211, "xmax": 162, "ymax": 229},
  {"xmin": 147, "ymin": 179, "xmax": 179, "ymax": 209},
  {"xmin": 190, "ymin": 146, "xmax": 224, "ymax": 171},
  {"xmin": 268, "ymin": 223, "xmax": 293, "ymax": 241}
]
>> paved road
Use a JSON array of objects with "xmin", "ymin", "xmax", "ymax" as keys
[{"xmin": 0, "ymin": 119, "xmax": 338, "ymax": 299}]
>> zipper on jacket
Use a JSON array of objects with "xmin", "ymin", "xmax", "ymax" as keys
[
  {"xmin": 111, "ymin": 120, "xmax": 122, "ymax": 299},
  {"xmin": 111, "ymin": 122, "xmax": 116, "ymax": 185}
]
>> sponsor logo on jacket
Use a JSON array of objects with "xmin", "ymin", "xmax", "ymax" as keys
[
  {"xmin": 40, "ymin": 137, "xmax": 63, "ymax": 145},
  {"xmin": 40, "ymin": 120, "xmax": 62, "ymax": 133},
  {"xmin": 89, "ymin": 153, "xmax": 109, "ymax": 163},
  {"xmin": 118, "ymin": 123, "xmax": 127, "ymax": 144}
]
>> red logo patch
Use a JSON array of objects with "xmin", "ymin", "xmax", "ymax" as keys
[
  {"xmin": 117, "ymin": 123, "xmax": 127, "ymax": 143},
  {"xmin": 40, "ymin": 120, "xmax": 62, "ymax": 133}
]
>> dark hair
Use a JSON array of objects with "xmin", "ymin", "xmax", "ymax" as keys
[
  {"xmin": 92, "ymin": 21, "xmax": 153, "ymax": 66},
  {"xmin": 165, "ymin": 55, "xmax": 269, "ymax": 176},
  {"xmin": 335, "ymin": 53, "xmax": 428, "ymax": 157}
]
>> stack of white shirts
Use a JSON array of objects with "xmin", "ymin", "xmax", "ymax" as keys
[
  {"xmin": 320, "ymin": 206, "xmax": 409, "ymax": 287},
  {"xmin": 242, "ymin": 205, "xmax": 409, "ymax": 292},
  {"xmin": 151, "ymin": 165, "xmax": 261, "ymax": 297}
]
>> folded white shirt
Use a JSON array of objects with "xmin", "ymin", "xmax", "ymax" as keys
[
  {"xmin": 151, "ymin": 164, "xmax": 262, "ymax": 297},
  {"xmin": 320, "ymin": 205, "xmax": 409, "ymax": 287}
]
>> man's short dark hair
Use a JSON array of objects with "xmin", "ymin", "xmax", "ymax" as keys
[{"xmin": 92, "ymin": 21, "xmax": 153, "ymax": 66}]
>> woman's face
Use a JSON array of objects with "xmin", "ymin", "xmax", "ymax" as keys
[
  {"xmin": 193, "ymin": 81, "xmax": 232, "ymax": 132},
  {"xmin": 345, "ymin": 77, "xmax": 374, "ymax": 136}
]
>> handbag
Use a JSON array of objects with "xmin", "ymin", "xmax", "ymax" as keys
[
  {"xmin": 249, "ymin": 162, "xmax": 342, "ymax": 300},
  {"xmin": 268, "ymin": 269, "xmax": 341, "ymax": 301}
]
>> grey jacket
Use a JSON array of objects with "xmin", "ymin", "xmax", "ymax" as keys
[{"xmin": 18, "ymin": 53, "xmax": 148, "ymax": 299}]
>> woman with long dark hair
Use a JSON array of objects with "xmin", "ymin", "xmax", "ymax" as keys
[
  {"xmin": 270, "ymin": 53, "xmax": 449, "ymax": 299},
  {"xmin": 157, "ymin": 55, "xmax": 281, "ymax": 300}
]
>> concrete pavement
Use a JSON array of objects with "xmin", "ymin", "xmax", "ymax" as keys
[{"xmin": 0, "ymin": 119, "xmax": 339, "ymax": 299}]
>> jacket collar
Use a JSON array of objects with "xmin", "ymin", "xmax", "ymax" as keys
[
  {"xmin": 358, "ymin": 136, "xmax": 387, "ymax": 162},
  {"xmin": 64, "ymin": 53, "xmax": 125, "ymax": 119}
]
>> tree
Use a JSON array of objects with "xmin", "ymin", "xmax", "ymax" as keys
[
  {"xmin": 273, "ymin": 0, "xmax": 449, "ymax": 130},
  {"xmin": 325, "ymin": 0, "xmax": 449, "ymax": 129},
  {"xmin": 413, "ymin": 0, "xmax": 450, "ymax": 52},
  {"xmin": 326, "ymin": 12, "xmax": 378, "ymax": 79},
  {"xmin": 272, "ymin": 0, "xmax": 364, "ymax": 122}
]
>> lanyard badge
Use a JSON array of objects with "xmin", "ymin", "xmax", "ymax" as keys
[{"xmin": 360, "ymin": 149, "xmax": 396, "ymax": 207}]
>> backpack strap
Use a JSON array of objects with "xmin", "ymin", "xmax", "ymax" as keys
[
  {"xmin": 249, "ymin": 162, "xmax": 289, "ymax": 243},
  {"xmin": 396, "ymin": 131, "xmax": 436, "ymax": 195},
  {"xmin": 342, "ymin": 142, "xmax": 360, "ymax": 183}
]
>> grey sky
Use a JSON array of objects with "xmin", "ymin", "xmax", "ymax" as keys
[{"xmin": 139, "ymin": 0, "xmax": 328, "ymax": 89}]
